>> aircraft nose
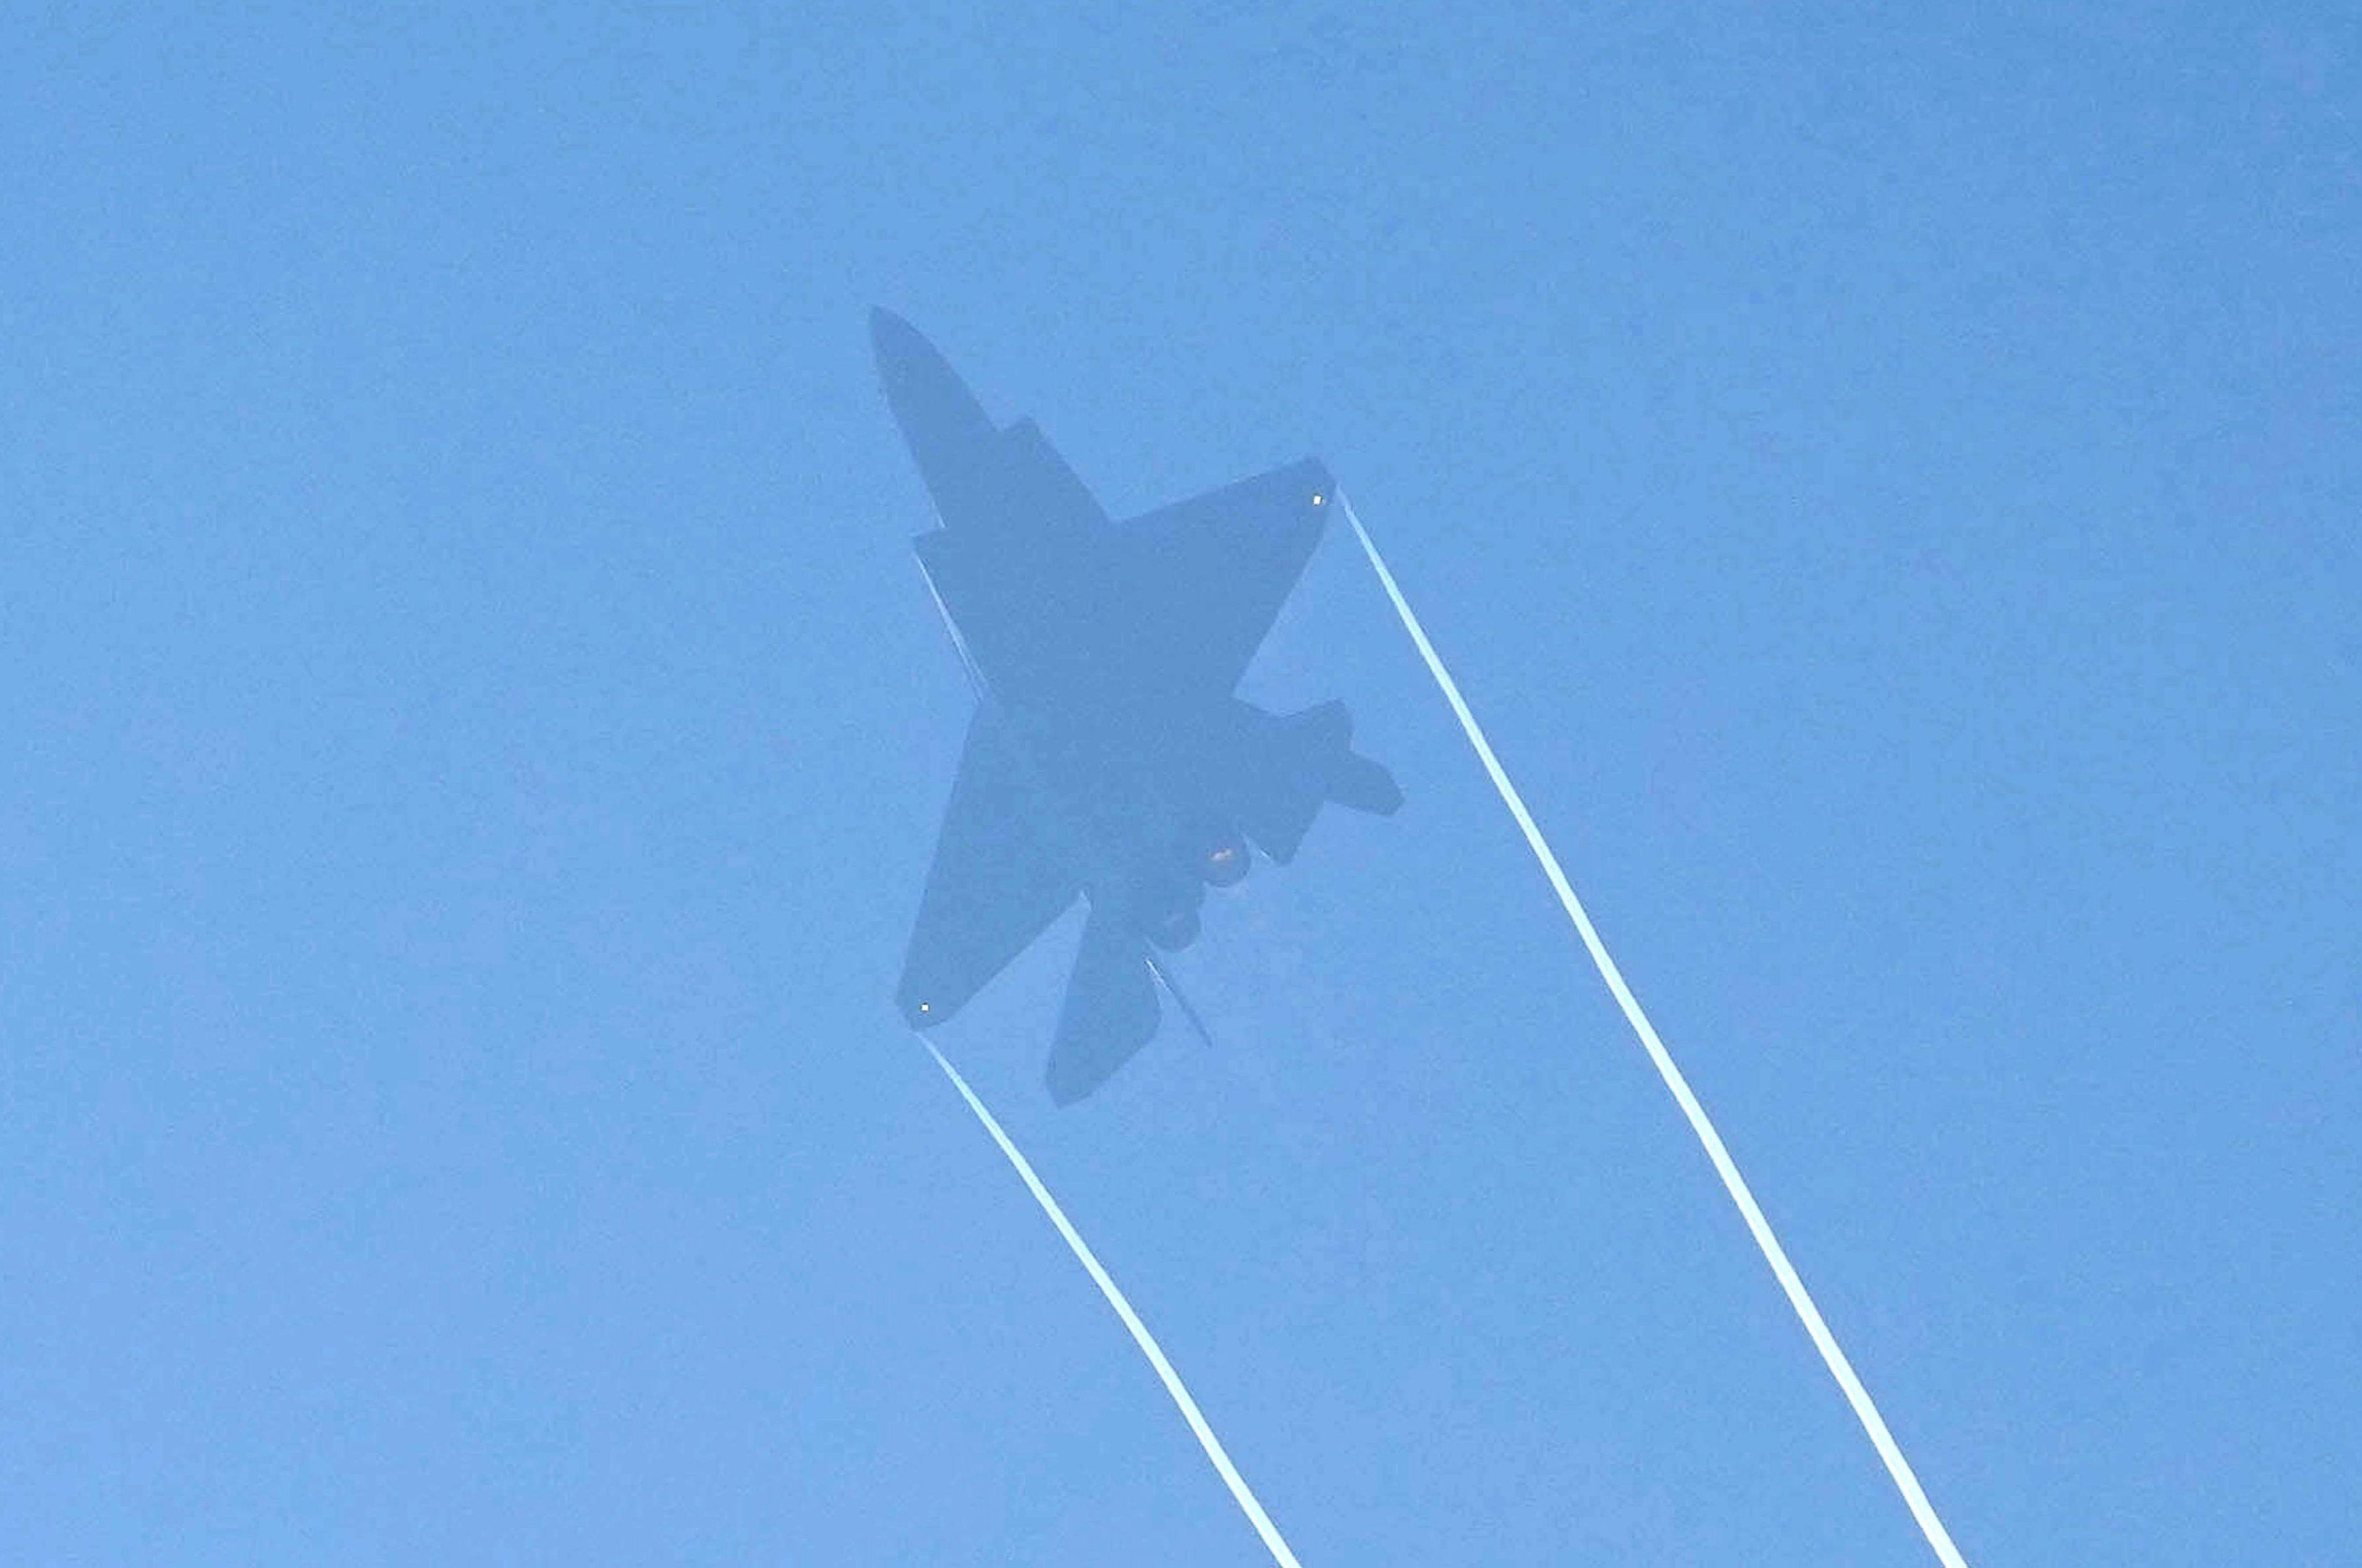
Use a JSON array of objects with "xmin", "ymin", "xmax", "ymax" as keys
[
  {"xmin": 870, "ymin": 307, "xmax": 925, "ymax": 373},
  {"xmin": 869, "ymin": 309, "xmax": 995, "ymax": 449}
]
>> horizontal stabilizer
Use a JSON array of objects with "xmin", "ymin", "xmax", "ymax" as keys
[
  {"xmin": 1325, "ymin": 748, "xmax": 1405, "ymax": 817},
  {"xmin": 1045, "ymin": 901, "xmax": 1161, "ymax": 1106},
  {"xmin": 1230, "ymin": 700, "xmax": 1402, "ymax": 864}
]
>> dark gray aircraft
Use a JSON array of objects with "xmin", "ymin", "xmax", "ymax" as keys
[{"xmin": 877, "ymin": 309, "xmax": 1401, "ymax": 1103}]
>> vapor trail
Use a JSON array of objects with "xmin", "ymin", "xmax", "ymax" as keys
[
  {"xmin": 918, "ymin": 1037, "xmax": 1306, "ymax": 1568},
  {"xmin": 1337, "ymin": 495, "xmax": 1971, "ymax": 1568}
]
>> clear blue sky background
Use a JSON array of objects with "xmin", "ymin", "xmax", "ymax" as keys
[{"xmin": 5, "ymin": 4, "xmax": 2356, "ymax": 1563}]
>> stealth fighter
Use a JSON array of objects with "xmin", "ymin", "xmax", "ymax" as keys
[{"xmin": 877, "ymin": 310, "xmax": 1400, "ymax": 1103}]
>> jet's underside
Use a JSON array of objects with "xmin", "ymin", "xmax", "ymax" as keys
[{"xmin": 876, "ymin": 310, "xmax": 1399, "ymax": 1102}]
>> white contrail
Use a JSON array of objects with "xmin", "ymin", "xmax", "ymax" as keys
[
  {"xmin": 918, "ymin": 1036, "xmax": 1307, "ymax": 1568},
  {"xmin": 1337, "ymin": 494, "xmax": 1971, "ymax": 1568}
]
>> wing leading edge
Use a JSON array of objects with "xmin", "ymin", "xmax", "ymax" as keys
[
  {"xmin": 897, "ymin": 708, "xmax": 1079, "ymax": 1030},
  {"xmin": 1115, "ymin": 457, "xmax": 1333, "ymax": 698}
]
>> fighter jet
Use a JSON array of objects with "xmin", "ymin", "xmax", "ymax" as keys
[{"xmin": 877, "ymin": 309, "xmax": 1401, "ymax": 1103}]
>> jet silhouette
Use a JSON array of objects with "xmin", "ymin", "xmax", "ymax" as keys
[{"xmin": 877, "ymin": 310, "xmax": 1400, "ymax": 1103}]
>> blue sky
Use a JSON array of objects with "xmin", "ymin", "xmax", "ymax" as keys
[{"xmin": 4, "ymin": 3, "xmax": 2356, "ymax": 1562}]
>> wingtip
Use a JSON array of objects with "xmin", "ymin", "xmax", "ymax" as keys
[{"xmin": 896, "ymin": 978, "xmax": 953, "ymax": 1032}]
